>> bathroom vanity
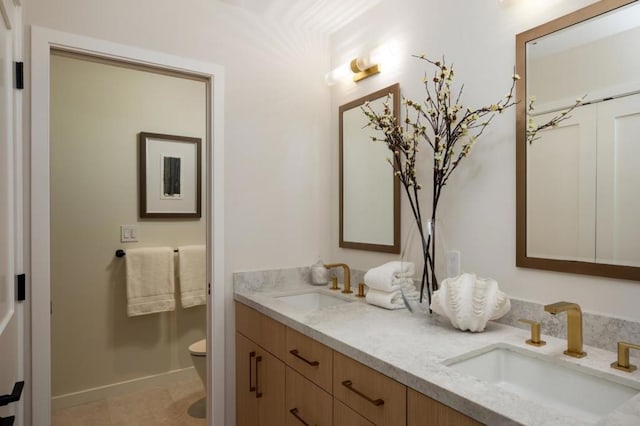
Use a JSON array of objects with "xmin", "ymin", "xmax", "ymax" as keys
[
  {"xmin": 234, "ymin": 275, "xmax": 640, "ymax": 425},
  {"xmin": 235, "ymin": 301, "xmax": 479, "ymax": 426}
]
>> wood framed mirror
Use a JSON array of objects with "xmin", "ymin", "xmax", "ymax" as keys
[
  {"xmin": 339, "ymin": 83, "xmax": 401, "ymax": 253},
  {"xmin": 516, "ymin": 0, "xmax": 640, "ymax": 280}
]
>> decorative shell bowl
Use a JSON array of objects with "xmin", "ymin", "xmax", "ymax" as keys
[{"xmin": 430, "ymin": 273, "xmax": 510, "ymax": 332}]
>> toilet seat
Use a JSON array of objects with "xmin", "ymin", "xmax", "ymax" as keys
[{"xmin": 189, "ymin": 339, "xmax": 206, "ymax": 356}]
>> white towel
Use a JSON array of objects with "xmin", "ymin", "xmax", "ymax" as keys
[
  {"xmin": 365, "ymin": 288, "xmax": 405, "ymax": 310},
  {"xmin": 178, "ymin": 245, "xmax": 206, "ymax": 308},
  {"xmin": 364, "ymin": 261, "xmax": 416, "ymax": 292},
  {"xmin": 125, "ymin": 247, "xmax": 175, "ymax": 316},
  {"xmin": 398, "ymin": 280, "xmax": 420, "ymax": 300}
]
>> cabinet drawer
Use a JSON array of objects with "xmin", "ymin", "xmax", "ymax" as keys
[
  {"xmin": 286, "ymin": 327, "xmax": 333, "ymax": 393},
  {"xmin": 334, "ymin": 399, "xmax": 374, "ymax": 426},
  {"xmin": 333, "ymin": 352, "xmax": 406, "ymax": 426},
  {"xmin": 236, "ymin": 302, "xmax": 286, "ymax": 360},
  {"xmin": 407, "ymin": 388, "xmax": 483, "ymax": 426},
  {"xmin": 286, "ymin": 367, "xmax": 333, "ymax": 426}
]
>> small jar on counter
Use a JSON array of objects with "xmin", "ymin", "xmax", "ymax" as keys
[{"xmin": 310, "ymin": 260, "xmax": 329, "ymax": 285}]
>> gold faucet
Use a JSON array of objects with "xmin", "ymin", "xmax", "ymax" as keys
[
  {"xmin": 543, "ymin": 301, "xmax": 586, "ymax": 358},
  {"xmin": 324, "ymin": 263, "xmax": 352, "ymax": 294},
  {"xmin": 611, "ymin": 342, "xmax": 640, "ymax": 372}
]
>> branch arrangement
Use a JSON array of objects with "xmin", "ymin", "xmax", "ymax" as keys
[
  {"xmin": 362, "ymin": 55, "xmax": 518, "ymax": 306},
  {"xmin": 362, "ymin": 53, "xmax": 586, "ymax": 307},
  {"xmin": 526, "ymin": 95, "xmax": 585, "ymax": 144}
]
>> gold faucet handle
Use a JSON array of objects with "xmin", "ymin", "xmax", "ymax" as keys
[
  {"xmin": 611, "ymin": 342, "xmax": 640, "ymax": 372},
  {"xmin": 329, "ymin": 276, "xmax": 339, "ymax": 291},
  {"xmin": 356, "ymin": 283, "xmax": 366, "ymax": 298},
  {"xmin": 518, "ymin": 319, "xmax": 546, "ymax": 347}
]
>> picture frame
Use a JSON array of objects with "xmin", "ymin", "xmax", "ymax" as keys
[{"xmin": 139, "ymin": 132, "xmax": 202, "ymax": 218}]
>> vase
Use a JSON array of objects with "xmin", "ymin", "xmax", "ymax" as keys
[{"xmin": 401, "ymin": 217, "xmax": 448, "ymax": 306}]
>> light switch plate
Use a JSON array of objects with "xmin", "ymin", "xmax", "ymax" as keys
[{"xmin": 120, "ymin": 225, "xmax": 139, "ymax": 242}]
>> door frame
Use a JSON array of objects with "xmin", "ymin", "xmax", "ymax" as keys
[
  {"xmin": 1, "ymin": 1, "xmax": 24, "ymax": 425},
  {"xmin": 30, "ymin": 26, "xmax": 225, "ymax": 426}
]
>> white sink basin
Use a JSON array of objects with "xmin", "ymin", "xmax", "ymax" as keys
[
  {"xmin": 446, "ymin": 345, "xmax": 640, "ymax": 423},
  {"xmin": 276, "ymin": 291, "xmax": 352, "ymax": 311}
]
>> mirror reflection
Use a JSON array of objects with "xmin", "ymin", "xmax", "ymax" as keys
[
  {"xmin": 517, "ymin": 0, "xmax": 640, "ymax": 278},
  {"xmin": 340, "ymin": 84, "xmax": 400, "ymax": 253}
]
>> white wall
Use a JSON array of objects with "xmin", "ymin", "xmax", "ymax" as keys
[
  {"xmin": 25, "ymin": 0, "xmax": 331, "ymax": 424},
  {"xmin": 329, "ymin": 0, "xmax": 640, "ymax": 322}
]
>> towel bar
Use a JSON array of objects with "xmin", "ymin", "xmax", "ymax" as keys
[{"xmin": 115, "ymin": 248, "xmax": 179, "ymax": 258}]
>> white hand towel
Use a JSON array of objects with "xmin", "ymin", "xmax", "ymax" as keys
[
  {"xmin": 178, "ymin": 245, "xmax": 206, "ymax": 308},
  {"xmin": 365, "ymin": 288, "xmax": 406, "ymax": 310},
  {"xmin": 397, "ymin": 279, "xmax": 420, "ymax": 300},
  {"xmin": 125, "ymin": 247, "xmax": 175, "ymax": 316},
  {"xmin": 364, "ymin": 261, "xmax": 415, "ymax": 292}
]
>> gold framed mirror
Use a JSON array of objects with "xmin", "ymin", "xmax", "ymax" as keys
[
  {"xmin": 339, "ymin": 83, "xmax": 401, "ymax": 253},
  {"xmin": 516, "ymin": 0, "xmax": 640, "ymax": 280}
]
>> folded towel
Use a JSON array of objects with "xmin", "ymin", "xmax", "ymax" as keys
[
  {"xmin": 364, "ymin": 261, "xmax": 415, "ymax": 292},
  {"xmin": 398, "ymin": 279, "xmax": 420, "ymax": 300},
  {"xmin": 125, "ymin": 247, "xmax": 175, "ymax": 316},
  {"xmin": 178, "ymin": 245, "xmax": 206, "ymax": 308},
  {"xmin": 365, "ymin": 288, "xmax": 406, "ymax": 310}
]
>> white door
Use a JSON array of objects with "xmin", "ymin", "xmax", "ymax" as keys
[
  {"xmin": 528, "ymin": 105, "xmax": 597, "ymax": 262},
  {"xmin": 0, "ymin": 1, "xmax": 23, "ymax": 425},
  {"xmin": 596, "ymin": 93, "xmax": 640, "ymax": 266}
]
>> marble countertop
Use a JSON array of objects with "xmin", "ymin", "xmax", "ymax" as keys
[{"xmin": 234, "ymin": 281, "xmax": 640, "ymax": 425}]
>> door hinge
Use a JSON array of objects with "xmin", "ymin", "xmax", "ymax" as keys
[
  {"xmin": 0, "ymin": 415, "xmax": 15, "ymax": 426},
  {"xmin": 14, "ymin": 62, "xmax": 23, "ymax": 90},
  {"xmin": 208, "ymin": 282, "xmax": 211, "ymax": 295},
  {"xmin": 15, "ymin": 274, "xmax": 25, "ymax": 302},
  {"xmin": 0, "ymin": 381, "xmax": 24, "ymax": 407}
]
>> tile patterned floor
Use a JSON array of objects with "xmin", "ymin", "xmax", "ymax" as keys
[{"xmin": 52, "ymin": 377, "xmax": 206, "ymax": 426}]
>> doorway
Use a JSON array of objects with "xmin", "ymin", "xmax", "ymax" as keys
[
  {"xmin": 49, "ymin": 50, "xmax": 207, "ymax": 423},
  {"xmin": 30, "ymin": 27, "xmax": 225, "ymax": 426}
]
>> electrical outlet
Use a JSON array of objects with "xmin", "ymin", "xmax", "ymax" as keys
[
  {"xmin": 120, "ymin": 225, "xmax": 139, "ymax": 242},
  {"xmin": 446, "ymin": 250, "xmax": 461, "ymax": 278}
]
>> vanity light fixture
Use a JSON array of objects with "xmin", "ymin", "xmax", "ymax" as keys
[
  {"xmin": 326, "ymin": 43, "xmax": 396, "ymax": 85},
  {"xmin": 325, "ymin": 55, "xmax": 380, "ymax": 85}
]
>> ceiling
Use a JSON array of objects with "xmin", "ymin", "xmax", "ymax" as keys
[{"xmin": 218, "ymin": 0, "xmax": 386, "ymax": 33}]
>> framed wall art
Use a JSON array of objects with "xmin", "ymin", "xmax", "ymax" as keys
[{"xmin": 139, "ymin": 132, "xmax": 202, "ymax": 218}]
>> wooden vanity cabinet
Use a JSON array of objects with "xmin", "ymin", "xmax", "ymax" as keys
[
  {"xmin": 334, "ymin": 399, "xmax": 375, "ymax": 426},
  {"xmin": 285, "ymin": 327, "xmax": 333, "ymax": 393},
  {"xmin": 285, "ymin": 366, "xmax": 333, "ymax": 426},
  {"xmin": 235, "ymin": 301, "xmax": 484, "ymax": 426},
  {"xmin": 407, "ymin": 388, "xmax": 483, "ymax": 426},
  {"xmin": 236, "ymin": 304, "xmax": 286, "ymax": 426},
  {"xmin": 333, "ymin": 351, "xmax": 406, "ymax": 426}
]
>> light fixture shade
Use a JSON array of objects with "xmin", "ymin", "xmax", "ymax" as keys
[{"xmin": 325, "ymin": 63, "xmax": 351, "ymax": 85}]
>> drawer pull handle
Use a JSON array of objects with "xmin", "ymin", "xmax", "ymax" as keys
[
  {"xmin": 249, "ymin": 351, "xmax": 256, "ymax": 392},
  {"xmin": 255, "ymin": 355, "xmax": 263, "ymax": 398},
  {"xmin": 341, "ymin": 380, "xmax": 384, "ymax": 406},
  {"xmin": 289, "ymin": 349, "xmax": 320, "ymax": 367},
  {"xmin": 289, "ymin": 408, "xmax": 316, "ymax": 426}
]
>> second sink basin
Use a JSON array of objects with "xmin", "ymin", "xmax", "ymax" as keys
[
  {"xmin": 276, "ymin": 290, "xmax": 352, "ymax": 311},
  {"xmin": 445, "ymin": 344, "xmax": 640, "ymax": 423}
]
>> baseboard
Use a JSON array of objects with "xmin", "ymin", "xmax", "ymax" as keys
[{"xmin": 52, "ymin": 367, "xmax": 199, "ymax": 410}]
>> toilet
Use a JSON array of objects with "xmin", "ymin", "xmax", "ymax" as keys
[{"xmin": 189, "ymin": 339, "xmax": 207, "ymax": 386}]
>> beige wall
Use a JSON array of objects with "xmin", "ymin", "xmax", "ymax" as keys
[{"xmin": 50, "ymin": 53, "xmax": 206, "ymax": 397}]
